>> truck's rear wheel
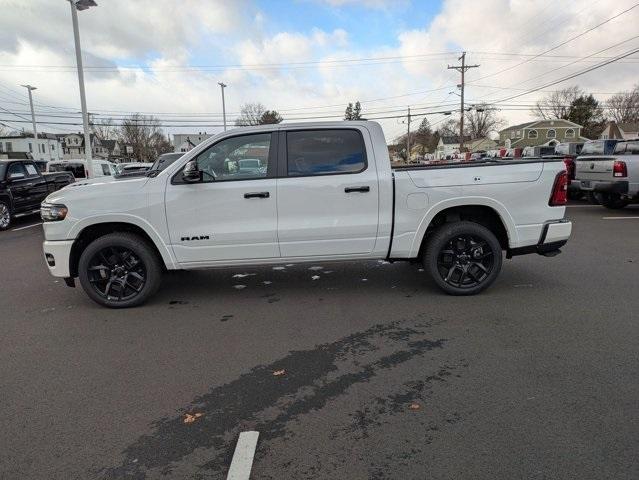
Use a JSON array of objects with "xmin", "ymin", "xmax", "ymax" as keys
[
  {"xmin": 424, "ymin": 221, "xmax": 502, "ymax": 295},
  {"xmin": 599, "ymin": 193, "xmax": 629, "ymax": 209},
  {"xmin": 78, "ymin": 232, "xmax": 162, "ymax": 308},
  {"xmin": 0, "ymin": 201, "xmax": 12, "ymax": 231}
]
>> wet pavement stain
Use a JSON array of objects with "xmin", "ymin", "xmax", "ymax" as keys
[{"xmin": 100, "ymin": 319, "xmax": 447, "ymax": 479}]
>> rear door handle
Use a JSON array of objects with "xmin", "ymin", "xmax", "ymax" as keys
[
  {"xmin": 244, "ymin": 191, "xmax": 270, "ymax": 199},
  {"xmin": 345, "ymin": 186, "xmax": 370, "ymax": 193}
]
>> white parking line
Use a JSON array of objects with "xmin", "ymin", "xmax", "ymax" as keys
[
  {"xmin": 227, "ymin": 431, "xmax": 259, "ymax": 480},
  {"xmin": 602, "ymin": 216, "xmax": 639, "ymax": 220},
  {"xmin": 12, "ymin": 222, "xmax": 42, "ymax": 231}
]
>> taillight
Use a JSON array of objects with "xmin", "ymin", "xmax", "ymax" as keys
[
  {"xmin": 613, "ymin": 160, "xmax": 627, "ymax": 177},
  {"xmin": 549, "ymin": 170, "xmax": 568, "ymax": 206},
  {"xmin": 563, "ymin": 157, "xmax": 575, "ymax": 180}
]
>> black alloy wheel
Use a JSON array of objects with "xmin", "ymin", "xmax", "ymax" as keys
[
  {"xmin": 436, "ymin": 234, "xmax": 495, "ymax": 289},
  {"xmin": 78, "ymin": 232, "xmax": 162, "ymax": 308},
  {"xmin": 424, "ymin": 221, "xmax": 503, "ymax": 295},
  {"xmin": 87, "ymin": 246, "xmax": 147, "ymax": 301}
]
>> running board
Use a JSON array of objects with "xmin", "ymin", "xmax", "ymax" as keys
[{"xmin": 13, "ymin": 209, "xmax": 40, "ymax": 218}]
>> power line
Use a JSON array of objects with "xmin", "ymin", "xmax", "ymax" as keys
[{"xmin": 469, "ymin": 2, "xmax": 639, "ymax": 84}]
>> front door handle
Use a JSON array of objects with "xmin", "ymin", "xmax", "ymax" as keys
[
  {"xmin": 244, "ymin": 191, "xmax": 270, "ymax": 199},
  {"xmin": 345, "ymin": 186, "xmax": 370, "ymax": 193}
]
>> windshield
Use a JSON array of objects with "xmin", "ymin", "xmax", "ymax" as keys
[{"xmin": 150, "ymin": 153, "xmax": 183, "ymax": 171}]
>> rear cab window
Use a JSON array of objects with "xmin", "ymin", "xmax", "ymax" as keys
[{"xmin": 286, "ymin": 129, "xmax": 367, "ymax": 176}]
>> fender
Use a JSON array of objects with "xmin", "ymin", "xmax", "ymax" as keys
[
  {"xmin": 68, "ymin": 213, "xmax": 179, "ymax": 270},
  {"xmin": 0, "ymin": 190, "xmax": 15, "ymax": 212},
  {"xmin": 408, "ymin": 196, "xmax": 518, "ymax": 258}
]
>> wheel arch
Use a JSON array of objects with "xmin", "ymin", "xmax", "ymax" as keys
[
  {"xmin": 412, "ymin": 199, "xmax": 516, "ymax": 258},
  {"xmin": 68, "ymin": 218, "xmax": 175, "ymax": 277}
]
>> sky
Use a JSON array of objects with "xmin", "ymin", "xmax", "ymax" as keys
[{"xmin": 0, "ymin": 0, "xmax": 637, "ymax": 143}]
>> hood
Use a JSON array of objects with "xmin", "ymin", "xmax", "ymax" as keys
[{"xmin": 44, "ymin": 175, "xmax": 150, "ymax": 205}]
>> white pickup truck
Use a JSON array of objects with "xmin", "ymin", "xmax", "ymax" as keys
[
  {"xmin": 41, "ymin": 121, "xmax": 572, "ymax": 307},
  {"xmin": 575, "ymin": 139, "xmax": 639, "ymax": 209}
]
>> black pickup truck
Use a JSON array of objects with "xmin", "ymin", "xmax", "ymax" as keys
[{"xmin": 0, "ymin": 160, "xmax": 74, "ymax": 230}]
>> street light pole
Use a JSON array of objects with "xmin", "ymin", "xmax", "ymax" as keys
[
  {"xmin": 68, "ymin": 0, "xmax": 97, "ymax": 176},
  {"xmin": 218, "ymin": 82, "xmax": 227, "ymax": 131},
  {"xmin": 21, "ymin": 84, "xmax": 39, "ymax": 160}
]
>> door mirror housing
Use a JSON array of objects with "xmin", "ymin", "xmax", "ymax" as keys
[{"xmin": 182, "ymin": 160, "xmax": 202, "ymax": 183}]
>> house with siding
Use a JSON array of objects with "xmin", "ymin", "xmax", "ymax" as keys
[
  {"xmin": 499, "ymin": 119, "xmax": 588, "ymax": 148},
  {"xmin": 598, "ymin": 121, "xmax": 639, "ymax": 140}
]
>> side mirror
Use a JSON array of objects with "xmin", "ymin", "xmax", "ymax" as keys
[
  {"xmin": 182, "ymin": 160, "xmax": 202, "ymax": 183},
  {"xmin": 8, "ymin": 172, "xmax": 25, "ymax": 181}
]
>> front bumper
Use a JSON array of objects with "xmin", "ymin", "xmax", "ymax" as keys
[
  {"xmin": 578, "ymin": 179, "xmax": 628, "ymax": 195},
  {"xmin": 42, "ymin": 240, "xmax": 73, "ymax": 278},
  {"xmin": 507, "ymin": 220, "xmax": 571, "ymax": 258}
]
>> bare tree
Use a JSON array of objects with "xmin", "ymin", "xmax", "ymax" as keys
[
  {"xmin": 0, "ymin": 123, "xmax": 10, "ymax": 136},
  {"xmin": 531, "ymin": 86, "xmax": 583, "ymax": 120},
  {"xmin": 437, "ymin": 118, "xmax": 459, "ymax": 137},
  {"xmin": 118, "ymin": 114, "xmax": 172, "ymax": 162},
  {"xmin": 464, "ymin": 104, "xmax": 505, "ymax": 139},
  {"xmin": 606, "ymin": 85, "xmax": 639, "ymax": 123},
  {"xmin": 235, "ymin": 103, "xmax": 266, "ymax": 126},
  {"xmin": 91, "ymin": 117, "xmax": 116, "ymax": 141}
]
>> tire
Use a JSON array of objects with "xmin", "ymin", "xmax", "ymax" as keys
[
  {"xmin": 587, "ymin": 192, "xmax": 601, "ymax": 205},
  {"xmin": 599, "ymin": 193, "xmax": 629, "ymax": 210},
  {"xmin": 78, "ymin": 232, "xmax": 162, "ymax": 308},
  {"xmin": 424, "ymin": 221, "xmax": 503, "ymax": 296},
  {"xmin": 0, "ymin": 201, "xmax": 12, "ymax": 231}
]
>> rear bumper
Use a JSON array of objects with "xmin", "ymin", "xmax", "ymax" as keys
[
  {"xmin": 578, "ymin": 179, "xmax": 628, "ymax": 195},
  {"xmin": 507, "ymin": 220, "xmax": 571, "ymax": 258},
  {"xmin": 42, "ymin": 240, "xmax": 73, "ymax": 278}
]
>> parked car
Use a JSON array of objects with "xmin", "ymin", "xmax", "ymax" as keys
[
  {"xmin": 115, "ymin": 162, "xmax": 153, "ymax": 175},
  {"xmin": 575, "ymin": 139, "xmax": 639, "ymax": 209},
  {"xmin": 0, "ymin": 159, "xmax": 74, "ymax": 230},
  {"xmin": 41, "ymin": 121, "xmax": 571, "ymax": 307},
  {"xmin": 48, "ymin": 159, "xmax": 117, "ymax": 179}
]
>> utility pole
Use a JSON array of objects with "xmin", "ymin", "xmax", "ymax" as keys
[
  {"xmin": 68, "ymin": 0, "xmax": 97, "ymax": 176},
  {"xmin": 448, "ymin": 52, "xmax": 479, "ymax": 153},
  {"xmin": 21, "ymin": 85, "xmax": 39, "ymax": 159},
  {"xmin": 218, "ymin": 82, "xmax": 227, "ymax": 131},
  {"xmin": 406, "ymin": 106, "xmax": 411, "ymax": 162}
]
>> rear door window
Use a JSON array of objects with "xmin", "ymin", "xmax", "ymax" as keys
[
  {"xmin": 24, "ymin": 164, "xmax": 39, "ymax": 177},
  {"xmin": 286, "ymin": 129, "xmax": 367, "ymax": 176}
]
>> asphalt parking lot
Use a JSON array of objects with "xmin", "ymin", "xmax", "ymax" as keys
[{"xmin": 1, "ymin": 203, "xmax": 638, "ymax": 480}]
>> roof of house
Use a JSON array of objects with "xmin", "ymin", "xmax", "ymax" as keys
[
  {"xmin": 500, "ymin": 121, "xmax": 536, "ymax": 133},
  {"xmin": 618, "ymin": 122, "xmax": 639, "ymax": 132},
  {"xmin": 500, "ymin": 119, "xmax": 582, "ymax": 134}
]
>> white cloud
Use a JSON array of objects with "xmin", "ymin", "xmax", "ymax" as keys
[{"xmin": 0, "ymin": 0, "xmax": 637, "ymax": 143}]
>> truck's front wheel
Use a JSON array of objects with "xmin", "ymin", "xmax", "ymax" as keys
[
  {"xmin": 78, "ymin": 232, "xmax": 162, "ymax": 308},
  {"xmin": 424, "ymin": 221, "xmax": 502, "ymax": 295},
  {"xmin": 0, "ymin": 201, "xmax": 12, "ymax": 231}
]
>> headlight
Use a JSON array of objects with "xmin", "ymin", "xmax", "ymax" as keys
[{"xmin": 41, "ymin": 203, "xmax": 68, "ymax": 222}]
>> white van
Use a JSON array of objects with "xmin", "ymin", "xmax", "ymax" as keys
[{"xmin": 47, "ymin": 159, "xmax": 117, "ymax": 179}]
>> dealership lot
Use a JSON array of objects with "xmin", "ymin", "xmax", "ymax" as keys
[{"xmin": 1, "ymin": 204, "xmax": 638, "ymax": 480}]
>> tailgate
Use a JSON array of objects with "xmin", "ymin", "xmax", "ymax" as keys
[{"xmin": 575, "ymin": 156, "xmax": 615, "ymax": 180}]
